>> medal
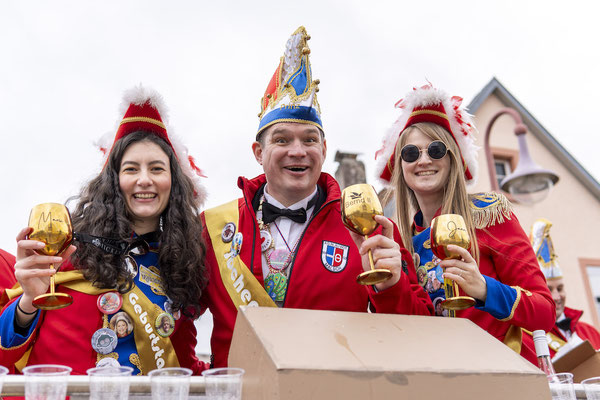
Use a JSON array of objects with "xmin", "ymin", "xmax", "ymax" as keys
[
  {"xmin": 91, "ymin": 328, "xmax": 118, "ymax": 355},
  {"xmin": 260, "ymin": 229, "xmax": 273, "ymax": 252},
  {"xmin": 264, "ymin": 272, "xmax": 287, "ymax": 302},
  {"xmin": 221, "ymin": 222, "xmax": 236, "ymax": 243},
  {"xmin": 97, "ymin": 292, "xmax": 123, "ymax": 315},
  {"xmin": 231, "ymin": 232, "xmax": 243, "ymax": 257},
  {"xmin": 123, "ymin": 256, "xmax": 139, "ymax": 278},
  {"xmin": 96, "ymin": 357, "xmax": 120, "ymax": 368},
  {"xmin": 155, "ymin": 312, "xmax": 175, "ymax": 338},
  {"xmin": 268, "ymin": 249, "xmax": 290, "ymax": 271}
]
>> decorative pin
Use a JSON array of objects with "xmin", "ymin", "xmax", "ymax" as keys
[
  {"xmin": 231, "ymin": 232, "xmax": 243, "ymax": 257},
  {"xmin": 164, "ymin": 300, "xmax": 181, "ymax": 321},
  {"xmin": 221, "ymin": 222, "xmax": 236, "ymax": 243},
  {"xmin": 260, "ymin": 229, "xmax": 273, "ymax": 252},
  {"xmin": 155, "ymin": 312, "xmax": 175, "ymax": 338},
  {"xmin": 123, "ymin": 256, "xmax": 139, "ymax": 278},
  {"xmin": 91, "ymin": 328, "xmax": 118, "ymax": 355},
  {"xmin": 110, "ymin": 311, "xmax": 134, "ymax": 338},
  {"xmin": 96, "ymin": 357, "xmax": 120, "ymax": 368},
  {"xmin": 97, "ymin": 292, "xmax": 123, "ymax": 315},
  {"xmin": 268, "ymin": 249, "xmax": 290, "ymax": 271}
]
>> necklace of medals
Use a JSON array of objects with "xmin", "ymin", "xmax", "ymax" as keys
[{"xmin": 258, "ymin": 196, "xmax": 302, "ymax": 302}]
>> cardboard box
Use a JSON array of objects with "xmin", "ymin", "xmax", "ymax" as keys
[
  {"xmin": 553, "ymin": 340, "xmax": 600, "ymax": 382},
  {"xmin": 228, "ymin": 307, "xmax": 550, "ymax": 400}
]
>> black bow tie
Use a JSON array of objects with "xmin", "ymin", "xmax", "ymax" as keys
[
  {"xmin": 261, "ymin": 192, "xmax": 319, "ymax": 224},
  {"xmin": 556, "ymin": 317, "xmax": 572, "ymax": 332},
  {"xmin": 262, "ymin": 202, "xmax": 307, "ymax": 224}
]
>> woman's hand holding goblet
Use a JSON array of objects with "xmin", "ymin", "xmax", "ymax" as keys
[{"xmin": 439, "ymin": 244, "xmax": 487, "ymax": 302}]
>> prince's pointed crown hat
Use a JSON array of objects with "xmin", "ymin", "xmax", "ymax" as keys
[
  {"xmin": 375, "ymin": 83, "xmax": 478, "ymax": 186},
  {"xmin": 257, "ymin": 26, "xmax": 322, "ymax": 136},
  {"xmin": 530, "ymin": 218, "xmax": 563, "ymax": 280},
  {"xmin": 97, "ymin": 85, "xmax": 206, "ymax": 204}
]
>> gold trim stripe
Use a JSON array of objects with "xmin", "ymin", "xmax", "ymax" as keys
[
  {"xmin": 120, "ymin": 117, "xmax": 165, "ymax": 129},
  {"xmin": 410, "ymin": 109, "xmax": 449, "ymax": 120},
  {"xmin": 499, "ymin": 286, "xmax": 522, "ymax": 322}
]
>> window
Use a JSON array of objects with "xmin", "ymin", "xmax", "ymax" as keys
[
  {"xmin": 494, "ymin": 159, "xmax": 512, "ymax": 189},
  {"xmin": 490, "ymin": 147, "xmax": 518, "ymax": 193},
  {"xmin": 580, "ymin": 259, "xmax": 600, "ymax": 329}
]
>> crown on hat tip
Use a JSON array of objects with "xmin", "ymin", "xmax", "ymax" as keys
[{"xmin": 256, "ymin": 26, "xmax": 323, "ymax": 134}]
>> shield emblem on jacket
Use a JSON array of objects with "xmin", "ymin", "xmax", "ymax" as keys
[{"xmin": 321, "ymin": 241, "xmax": 349, "ymax": 273}]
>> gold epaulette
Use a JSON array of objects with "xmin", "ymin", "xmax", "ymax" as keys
[{"xmin": 469, "ymin": 192, "xmax": 513, "ymax": 229}]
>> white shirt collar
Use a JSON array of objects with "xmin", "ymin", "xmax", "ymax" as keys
[{"xmin": 263, "ymin": 186, "xmax": 318, "ymax": 211}]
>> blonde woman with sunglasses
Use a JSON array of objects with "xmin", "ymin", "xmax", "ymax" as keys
[{"xmin": 375, "ymin": 83, "xmax": 555, "ymax": 365}]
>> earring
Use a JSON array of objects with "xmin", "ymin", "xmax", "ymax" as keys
[{"xmin": 159, "ymin": 215, "xmax": 164, "ymax": 232}]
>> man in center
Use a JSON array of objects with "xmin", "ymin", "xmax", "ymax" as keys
[{"xmin": 200, "ymin": 26, "xmax": 433, "ymax": 368}]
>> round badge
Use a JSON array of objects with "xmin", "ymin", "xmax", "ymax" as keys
[
  {"xmin": 96, "ymin": 357, "xmax": 120, "ymax": 368},
  {"xmin": 155, "ymin": 312, "xmax": 175, "ymax": 338},
  {"xmin": 221, "ymin": 222, "xmax": 236, "ymax": 243},
  {"xmin": 164, "ymin": 300, "xmax": 181, "ymax": 321},
  {"xmin": 268, "ymin": 249, "xmax": 290, "ymax": 271},
  {"xmin": 110, "ymin": 311, "xmax": 134, "ymax": 338},
  {"xmin": 123, "ymin": 256, "xmax": 139, "ymax": 278},
  {"xmin": 260, "ymin": 229, "xmax": 272, "ymax": 252},
  {"xmin": 416, "ymin": 265, "xmax": 428, "ymax": 288},
  {"xmin": 231, "ymin": 232, "xmax": 243, "ymax": 256},
  {"xmin": 97, "ymin": 292, "xmax": 123, "ymax": 315},
  {"xmin": 91, "ymin": 328, "xmax": 118, "ymax": 355}
]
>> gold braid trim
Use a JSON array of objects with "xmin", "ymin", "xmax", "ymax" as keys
[
  {"xmin": 130, "ymin": 353, "xmax": 143, "ymax": 375},
  {"xmin": 410, "ymin": 109, "xmax": 449, "ymax": 120},
  {"xmin": 469, "ymin": 192, "xmax": 513, "ymax": 229},
  {"xmin": 499, "ymin": 286, "xmax": 522, "ymax": 322},
  {"xmin": 120, "ymin": 117, "xmax": 165, "ymax": 129}
]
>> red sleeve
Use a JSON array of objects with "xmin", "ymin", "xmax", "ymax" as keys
[
  {"xmin": 0, "ymin": 249, "xmax": 17, "ymax": 292},
  {"xmin": 479, "ymin": 212, "xmax": 555, "ymax": 332},
  {"xmin": 171, "ymin": 315, "xmax": 209, "ymax": 375},
  {"xmin": 368, "ymin": 221, "xmax": 433, "ymax": 316},
  {"xmin": 576, "ymin": 321, "xmax": 600, "ymax": 350}
]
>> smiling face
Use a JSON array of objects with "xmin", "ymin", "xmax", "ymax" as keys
[
  {"xmin": 119, "ymin": 140, "xmax": 172, "ymax": 234},
  {"xmin": 547, "ymin": 277, "xmax": 567, "ymax": 318},
  {"xmin": 116, "ymin": 320, "xmax": 128, "ymax": 337},
  {"xmin": 253, "ymin": 122, "xmax": 326, "ymax": 207},
  {"xmin": 401, "ymin": 127, "xmax": 451, "ymax": 207}
]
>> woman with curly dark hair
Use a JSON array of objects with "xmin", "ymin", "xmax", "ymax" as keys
[{"xmin": 0, "ymin": 85, "xmax": 210, "ymax": 375}]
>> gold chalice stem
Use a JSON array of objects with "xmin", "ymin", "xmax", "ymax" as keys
[
  {"xmin": 49, "ymin": 264, "xmax": 56, "ymax": 295},
  {"xmin": 366, "ymin": 235, "xmax": 375, "ymax": 270}
]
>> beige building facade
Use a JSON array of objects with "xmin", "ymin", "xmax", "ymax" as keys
[{"xmin": 467, "ymin": 78, "xmax": 600, "ymax": 328}]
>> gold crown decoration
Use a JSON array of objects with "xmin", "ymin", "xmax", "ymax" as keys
[{"xmin": 257, "ymin": 26, "xmax": 322, "ymax": 135}]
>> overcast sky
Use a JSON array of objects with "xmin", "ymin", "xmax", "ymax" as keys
[{"xmin": 1, "ymin": 0, "xmax": 598, "ymax": 253}]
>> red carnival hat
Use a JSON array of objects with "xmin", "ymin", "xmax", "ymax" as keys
[
  {"xmin": 375, "ymin": 83, "xmax": 478, "ymax": 186},
  {"xmin": 97, "ymin": 85, "xmax": 207, "ymax": 204}
]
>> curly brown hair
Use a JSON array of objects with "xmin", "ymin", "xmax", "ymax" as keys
[{"xmin": 69, "ymin": 131, "xmax": 206, "ymax": 318}]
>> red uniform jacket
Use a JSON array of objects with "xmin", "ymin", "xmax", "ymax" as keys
[
  {"xmin": 413, "ymin": 193, "xmax": 555, "ymax": 365},
  {"xmin": 0, "ymin": 258, "xmax": 206, "ymax": 375},
  {"xmin": 0, "ymin": 249, "xmax": 16, "ymax": 291},
  {"xmin": 550, "ymin": 307, "xmax": 600, "ymax": 358},
  {"xmin": 200, "ymin": 173, "xmax": 433, "ymax": 368}
]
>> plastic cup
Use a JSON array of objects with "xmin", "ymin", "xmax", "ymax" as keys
[
  {"xmin": 22, "ymin": 364, "xmax": 72, "ymax": 400},
  {"xmin": 582, "ymin": 376, "xmax": 600, "ymax": 400},
  {"xmin": 201, "ymin": 367, "xmax": 245, "ymax": 400},
  {"xmin": 86, "ymin": 366, "xmax": 133, "ymax": 400},
  {"xmin": 149, "ymin": 367, "xmax": 192, "ymax": 400},
  {"xmin": 0, "ymin": 365, "xmax": 9, "ymax": 395},
  {"xmin": 548, "ymin": 372, "xmax": 576, "ymax": 400}
]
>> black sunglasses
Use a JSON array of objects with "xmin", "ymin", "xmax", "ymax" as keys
[{"xmin": 400, "ymin": 141, "xmax": 447, "ymax": 163}]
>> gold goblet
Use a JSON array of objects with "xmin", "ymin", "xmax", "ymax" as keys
[
  {"xmin": 341, "ymin": 184, "xmax": 393, "ymax": 285},
  {"xmin": 27, "ymin": 203, "xmax": 74, "ymax": 310},
  {"xmin": 430, "ymin": 214, "xmax": 476, "ymax": 312}
]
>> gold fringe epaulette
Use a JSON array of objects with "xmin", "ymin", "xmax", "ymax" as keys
[{"xmin": 469, "ymin": 192, "xmax": 513, "ymax": 229}]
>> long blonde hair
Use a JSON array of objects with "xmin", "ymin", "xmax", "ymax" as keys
[{"xmin": 388, "ymin": 122, "xmax": 480, "ymax": 263}]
